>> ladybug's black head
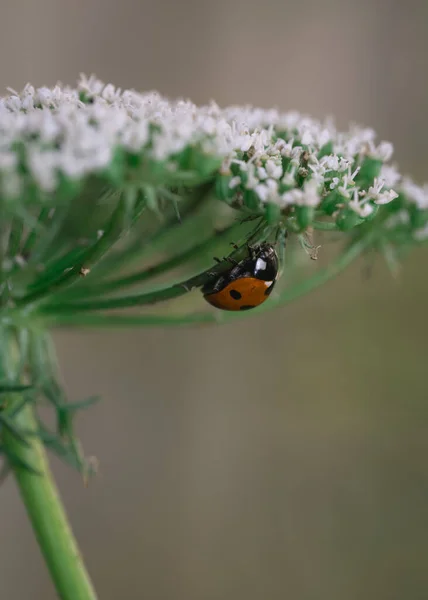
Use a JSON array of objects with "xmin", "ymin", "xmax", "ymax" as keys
[
  {"xmin": 250, "ymin": 242, "xmax": 279, "ymax": 280},
  {"xmin": 254, "ymin": 242, "xmax": 276, "ymax": 256}
]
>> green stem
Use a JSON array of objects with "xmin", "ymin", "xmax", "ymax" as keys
[
  {"xmin": 1, "ymin": 336, "xmax": 98, "ymax": 600},
  {"xmin": 16, "ymin": 194, "xmax": 129, "ymax": 307},
  {"xmin": 83, "ymin": 182, "xmax": 214, "ymax": 281},
  {"xmin": 53, "ymin": 220, "xmax": 249, "ymax": 301},
  {"xmin": 21, "ymin": 207, "xmax": 52, "ymax": 258}
]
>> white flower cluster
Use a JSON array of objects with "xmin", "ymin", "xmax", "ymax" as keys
[
  {"xmin": 400, "ymin": 178, "xmax": 428, "ymax": 210},
  {"xmin": 394, "ymin": 178, "xmax": 428, "ymax": 241},
  {"xmin": 0, "ymin": 74, "xmax": 420, "ymax": 222}
]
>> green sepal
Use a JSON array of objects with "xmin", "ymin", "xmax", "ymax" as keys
[
  {"xmin": 354, "ymin": 157, "xmax": 382, "ymax": 187},
  {"xmin": 281, "ymin": 156, "xmax": 292, "ymax": 172},
  {"xmin": 408, "ymin": 206, "xmax": 428, "ymax": 230},
  {"xmin": 230, "ymin": 162, "xmax": 241, "ymax": 177},
  {"xmin": 0, "ymin": 383, "xmax": 32, "ymax": 394},
  {"xmin": 104, "ymin": 146, "xmax": 126, "ymax": 186},
  {"xmin": 215, "ymin": 174, "xmax": 236, "ymax": 202},
  {"xmin": 264, "ymin": 202, "xmax": 281, "ymax": 225},
  {"xmin": 320, "ymin": 190, "xmax": 341, "ymax": 216},
  {"xmin": 335, "ymin": 207, "xmax": 364, "ymax": 230},
  {"xmin": 317, "ymin": 141, "xmax": 333, "ymax": 159},
  {"xmin": 195, "ymin": 154, "xmax": 223, "ymax": 179},
  {"xmin": 295, "ymin": 206, "xmax": 314, "ymax": 230},
  {"xmin": 125, "ymin": 150, "xmax": 143, "ymax": 170},
  {"xmin": 243, "ymin": 189, "xmax": 261, "ymax": 211},
  {"xmin": 55, "ymin": 172, "xmax": 84, "ymax": 203},
  {"xmin": 78, "ymin": 90, "xmax": 95, "ymax": 104},
  {"xmin": 386, "ymin": 193, "xmax": 406, "ymax": 213},
  {"xmin": 364, "ymin": 203, "xmax": 379, "ymax": 222},
  {"xmin": 174, "ymin": 146, "xmax": 221, "ymax": 179}
]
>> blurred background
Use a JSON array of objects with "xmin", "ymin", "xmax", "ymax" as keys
[{"xmin": 1, "ymin": 1, "xmax": 428, "ymax": 598}]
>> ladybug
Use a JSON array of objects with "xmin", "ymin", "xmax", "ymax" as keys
[{"xmin": 202, "ymin": 242, "xmax": 279, "ymax": 311}]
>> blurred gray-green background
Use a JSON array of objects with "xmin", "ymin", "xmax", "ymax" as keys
[{"xmin": 1, "ymin": 1, "xmax": 428, "ymax": 598}]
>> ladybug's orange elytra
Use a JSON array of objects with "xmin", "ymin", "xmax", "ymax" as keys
[{"xmin": 202, "ymin": 242, "xmax": 279, "ymax": 311}]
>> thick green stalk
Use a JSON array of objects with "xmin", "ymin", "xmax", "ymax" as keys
[{"xmin": 1, "ymin": 337, "xmax": 98, "ymax": 600}]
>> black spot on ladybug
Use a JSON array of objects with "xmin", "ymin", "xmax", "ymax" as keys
[
  {"xmin": 265, "ymin": 284, "xmax": 274, "ymax": 296},
  {"xmin": 240, "ymin": 305, "xmax": 255, "ymax": 311},
  {"xmin": 229, "ymin": 289, "xmax": 242, "ymax": 300}
]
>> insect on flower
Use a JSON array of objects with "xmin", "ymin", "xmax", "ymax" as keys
[{"xmin": 202, "ymin": 242, "xmax": 280, "ymax": 311}]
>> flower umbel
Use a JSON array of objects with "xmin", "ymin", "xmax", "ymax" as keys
[
  {"xmin": 0, "ymin": 75, "xmax": 400, "ymax": 216},
  {"xmin": 0, "ymin": 74, "xmax": 427, "ymax": 600},
  {"xmin": 0, "ymin": 77, "xmax": 425, "ymax": 468},
  {"xmin": 0, "ymin": 73, "xmax": 425, "ymax": 327}
]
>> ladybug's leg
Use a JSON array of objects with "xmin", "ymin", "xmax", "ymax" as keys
[
  {"xmin": 247, "ymin": 244, "xmax": 257, "ymax": 261},
  {"xmin": 299, "ymin": 228, "xmax": 320, "ymax": 260},
  {"xmin": 276, "ymin": 226, "xmax": 288, "ymax": 267},
  {"xmin": 213, "ymin": 255, "xmax": 239, "ymax": 266}
]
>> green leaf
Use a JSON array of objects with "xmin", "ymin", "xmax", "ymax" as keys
[
  {"xmin": 0, "ymin": 415, "xmax": 32, "ymax": 447},
  {"xmin": 58, "ymin": 396, "xmax": 101, "ymax": 413},
  {"xmin": 7, "ymin": 216, "xmax": 24, "ymax": 258},
  {"xmin": 0, "ymin": 447, "xmax": 40, "ymax": 475},
  {"xmin": 0, "ymin": 383, "xmax": 32, "ymax": 394}
]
